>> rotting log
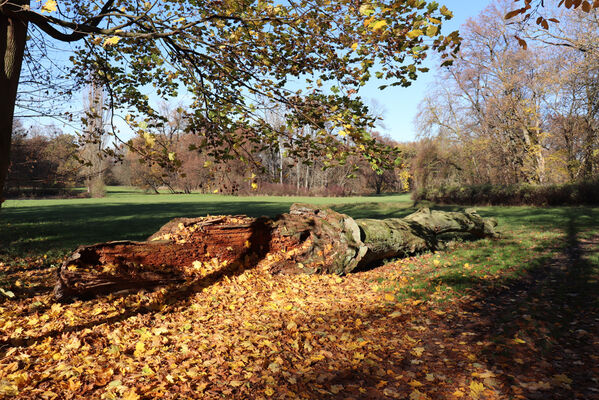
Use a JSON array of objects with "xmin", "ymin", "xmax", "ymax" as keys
[{"xmin": 54, "ymin": 204, "xmax": 497, "ymax": 302}]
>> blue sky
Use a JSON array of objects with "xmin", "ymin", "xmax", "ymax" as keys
[{"xmin": 361, "ymin": 1, "xmax": 492, "ymax": 142}]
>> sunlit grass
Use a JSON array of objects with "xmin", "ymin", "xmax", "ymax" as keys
[
  {"xmin": 0, "ymin": 187, "xmax": 413, "ymax": 259},
  {"xmin": 375, "ymin": 206, "xmax": 599, "ymax": 304}
]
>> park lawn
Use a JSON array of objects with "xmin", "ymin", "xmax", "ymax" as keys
[
  {"xmin": 0, "ymin": 186, "xmax": 412, "ymax": 260},
  {"xmin": 0, "ymin": 187, "xmax": 598, "ymax": 399}
]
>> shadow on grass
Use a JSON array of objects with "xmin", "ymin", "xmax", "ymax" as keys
[
  {"xmin": 435, "ymin": 209, "xmax": 599, "ymax": 399},
  {"xmin": 281, "ymin": 209, "xmax": 599, "ymax": 398},
  {"xmin": 0, "ymin": 201, "xmax": 292, "ymax": 258}
]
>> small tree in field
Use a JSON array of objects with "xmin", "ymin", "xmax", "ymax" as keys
[{"xmin": 0, "ymin": 0, "xmax": 461, "ymax": 205}]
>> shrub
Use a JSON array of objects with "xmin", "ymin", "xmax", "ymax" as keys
[{"xmin": 413, "ymin": 181, "xmax": 599, "ymax": 206}]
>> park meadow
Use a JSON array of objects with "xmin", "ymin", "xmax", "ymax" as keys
[{"xmin": 1, "ymin": 188, "xmax": 598, "ymax": 399}]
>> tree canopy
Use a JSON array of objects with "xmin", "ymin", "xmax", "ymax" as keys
[{"xmin": 0, "ymin": 0, "xmax": 461, "ymax": 204}]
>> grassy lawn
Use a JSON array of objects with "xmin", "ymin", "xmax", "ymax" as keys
[
  {"xmin": 0, "ymin": 186, "xmax": 412, "ymax": 259},
  {"xmin": 1, "ymin": 187, "xmax": 598, "ymax": 398}
]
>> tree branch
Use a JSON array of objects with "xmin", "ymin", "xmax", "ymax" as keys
[{"xmin": 1, "ymin": 0, "xmax": 116, "ymax": 42}]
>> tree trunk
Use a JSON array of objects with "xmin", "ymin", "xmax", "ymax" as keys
[
  {"xmin": 0, "ymin": 1, "xmax": 28, "ymax": 206},
  {"xmin": 54, "ymin": 204, "xmax": 497, "ymax": 302}
]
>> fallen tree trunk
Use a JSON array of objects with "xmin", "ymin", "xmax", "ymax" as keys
[{"xmin": 54, "ymin": 204, "xmax": 497, "ymax": 301}]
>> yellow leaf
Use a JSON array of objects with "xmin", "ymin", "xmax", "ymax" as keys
[
  {"xmin": 440, "ymin": 5, "xmax": 453, "ymax": 18},
  {"xmin": 330, "ymin": 384, "xmax": 343, "ymax": 394},
  {"xmin": 384, "ymin": 293, "xmax": 395, "ymax": 302},
  {"xmin": 426, "ymin": 25, "xmax": 438, "ymax": 37},
  {"xmin": 359, "ymin": 4, "xmax": 374, "ymax": 16},
  {"xmin": 168, "ymin": 152, "xmax": 176, "ymax": 161},
  {"xmin": 230, "ymin": 380, "xmax": 244, "ymax": 387},
  {"xmin": 103, "ymin": 36, "xmax": 121, "ymax": 47},
  {"xmin": 412, "ymin": 347, "xmax": 425, "ymax": 357},
  {"xmin": 512, "ymin": 337, "xmax": 526, "ymax": 344},
  {"xmin": 213, "ymin": 189, "xmax": 219, "ymax": 193},
  {"xmin": 251, "ymin": 182, "xmax": 258, "ymax": 190},
  {"xmin": 286, "ymin": 321, "xmax": 297, "ymax": 330},
  {"xmin": 122, "ymin": 388, "xmax": 140, "ymax": 400},
  {"xmin": 406, "ymin": 29, "xmax": 423, "ymax": 39},
  {"xmin": 41, "ymin": 0, "xmax": 57, "ymax": 13},
  {"xmin": 264, "ymin": 387, "xmax": 274, "ymax": 396},
  {"xmin": 142, "ymin": 132, "xmax": 155, "ymax": 147},
  {"xmin": 204, "ymin": 160, "xmax": 212, "ymax": 167},
  {"xmin": 142, "ymin": 365, "xmax": 154, "ymax": 376},
  {"xmin": 536, "ymin": 381, "xmax": 551, "ymax": 390},
  {"xmin": 0, "ymin": 381, "xmax": 18, "ymax": 396},
  {"xmin": 134, "ymin": 341, "xmax": 145, "ymax": 358},
  {"xmin": 409, "ymin": 389, "xmax": 428, "ymax": 400},
  {"xmin": 370, "ymin": 20, "xmax": 387, "ymax": 31},
  {"xmin": 351, "ymin": 43, "xmax": 359, "ymax": 51},
  {"xmin": 469, "ymin": 381, "xmax": 484, "ymax": 399}
]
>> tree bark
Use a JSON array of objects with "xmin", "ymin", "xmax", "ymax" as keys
[
  {"xmin": 0, "ymin": 1, "xmax": 28, "ymax": 206},
  {"xmin": 54, "ymin": 204, "xmax": 497, "ymax": 302}
]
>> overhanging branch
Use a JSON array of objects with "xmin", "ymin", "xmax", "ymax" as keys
[{"xmin": 1, "ymin": 0, "xmax": 116, "ymax": 42}]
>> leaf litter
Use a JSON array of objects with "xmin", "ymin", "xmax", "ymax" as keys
[{"xmin": 0, "ymin": 232, "xmax": 597, "ymax": 399}]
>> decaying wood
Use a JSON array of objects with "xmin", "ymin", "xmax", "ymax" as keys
[{"xmin": 54, "ymin": 204, "xmax": 497, "ymax": 301}]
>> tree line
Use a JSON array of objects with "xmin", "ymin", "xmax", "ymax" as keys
[{"xmin": 5, "ymin": 117, "xmax": 411, "ymax": 198}]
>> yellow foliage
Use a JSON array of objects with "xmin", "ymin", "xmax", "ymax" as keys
[
  {"xmin": 407, "ymin": 29, "xmax": 423, "ymax": 39},
  {"xmin": 103, "ymin": 36, "xmax": 122, "ymax": 47},
  {"xmin": 41, "ymin": 0, "xmax": 57, "ymax": 13}
]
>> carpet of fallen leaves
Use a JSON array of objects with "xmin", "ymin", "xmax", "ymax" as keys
[{"xmin": 1, "ymin": 235, "xmax": 598, "ymax": 399}]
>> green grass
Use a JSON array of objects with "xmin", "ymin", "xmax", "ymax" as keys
[
  {"xmin": 375, "ymin": 205, "xmax": 599, "ymax": 305},
  {"xmin": 0, "ymin": 186, "xmax": 412, "ymax": 259}
]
